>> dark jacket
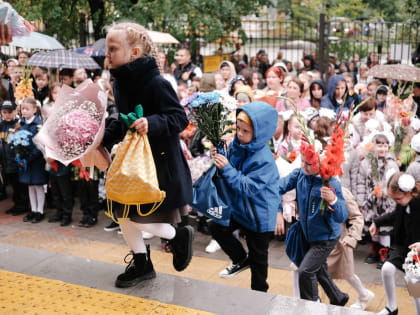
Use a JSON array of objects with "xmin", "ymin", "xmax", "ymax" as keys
[
  {"xmin": 18, "ymin": 115, "xmax": 48, "ymax": 185},
  {"xmin": 104, "ymin": 56, "xmax": 193, "ymax": 212},
  {"xmin": 33, "ymin": 86, "xmax": 49, "ymax": 105},
  {"xmin": 0, "ymin": 118, "xmax": 19, "ymax": 174},
  {"xmin": 320, "ymin": 75, "xmax": 353, "ymax": 113},
  {"xmin": 374, "ymin": 197, "xmax": 420, "ymax": 248},
  {"xmin": 309, "ymin": 79, "xmax": 326, "ymax": 106},
  {"xmin": 220, "ymin": 102, "xmax": 280, "ymax": 232},
  {"xmin": 174, "ymin": 61, "xmax": 199, "ymax": 83}
]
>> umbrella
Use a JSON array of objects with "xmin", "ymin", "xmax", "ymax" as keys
[
  {"xmin": 27, "ymin": 50, "xmax": 101, "ymax": 69},
  {"xmin": 9, "ymin": 31, "xmax": 64, "ymax": 50},
  {"xmin": 92, "ymin": 30, "xmax": 179, "ymax": 53},
  {"xmin": 367, "ymin": 64, "xmax": 420, "ymax": 82},
  {"xmin": 72, "ymin": 46, "xmax": 105, "ymax": 57}
]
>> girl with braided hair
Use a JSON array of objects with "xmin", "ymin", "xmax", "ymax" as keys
[{"xmin": 103, "ymin": 22, "xmax": 194, "ymax": 288}]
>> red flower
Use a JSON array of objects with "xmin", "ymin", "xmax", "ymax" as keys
[
  {"xmin": 289, "ymin": 151, "xmax": 297, "ymax": 163},
  {"xmin": 400, "ymin": 112, "xmax": 408, "ymax": 118},
  {"xmin": 402, "ymin": 117, "xmax": 411, "ymax": 127}
]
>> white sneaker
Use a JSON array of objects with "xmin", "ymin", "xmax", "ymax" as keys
[
  {"xmin": 219, "ymin": 258, "xmax": 250, "ymax": 279},
  {"xmin": 142, "ymin": 231, "xmax": 154, "ymax": 240},
  {"xmin": 205, "ymin": 239, "xmax": 221, "ymax": 253},
  {"xmin": 350, "ymin": 289, "xmax": 375, "ymax": 310}
]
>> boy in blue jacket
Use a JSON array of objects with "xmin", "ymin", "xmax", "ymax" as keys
[
  {"xmin": 279, "ymin": 157, "xmax": 349, "ymax": 304},
  {"xmin": 209, "ymin": 101, "xmax": 281, "ymax": 292}
]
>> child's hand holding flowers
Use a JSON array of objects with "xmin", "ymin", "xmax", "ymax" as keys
[{"xmin": 211, "ymin": 147, "xmax": 228, "ymax": 169}]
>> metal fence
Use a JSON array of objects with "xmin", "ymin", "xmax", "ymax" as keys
[{"xmin": 199, "ymin": 19, "xmax": 420, "ymax": 66}]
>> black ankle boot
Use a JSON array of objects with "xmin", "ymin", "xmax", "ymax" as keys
[
  {"xmin": 115, "ymin": 245, "xmax": 156, "ymax": 288},
  {"xmin": 169, "ymin": 225, "xmax": 194, "ymax": 271}
]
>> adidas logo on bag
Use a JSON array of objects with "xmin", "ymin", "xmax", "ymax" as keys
[{"xmin": 207, "ymin": 206, "xmax": 223, "ymax": 219}]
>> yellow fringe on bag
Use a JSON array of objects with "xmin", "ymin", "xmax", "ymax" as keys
[{"xmin": 105, "ymin": 131, "xmax": 166, "ymax": 223}]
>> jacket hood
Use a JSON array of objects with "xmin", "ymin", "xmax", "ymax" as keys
[
  {"xmin": 309, "ymin": 79, "xmax": 326, "ymax": 100},
  {"xmin": 218, "ymin": 60, "xmax": 236, "ymax": 80},
  {"xmin": 327, "ymin": 75, "xmax": 347, "ymax": 100},
  {"xmin": 234, "ymin": 101, "xmax": 277, "ymax": 151},
  {"xmin": 110, "ymin": 56, "xmax": 160, "ymax": 84}
]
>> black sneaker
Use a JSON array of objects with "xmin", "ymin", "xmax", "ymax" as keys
[
  {"xmin": 333, "ymin": 293, "xmax": 349, "ymax": 307},
  {"xmin": 169, "ymin": 225, "xmax": 194, "ymax": 271},
  {"xmin": 78, "ymin": 215, "xmax": 89, "ymax": 227},
  {"xmin": 84, "ymin": 216, "xmax": 98, "ymax": 228},
  {"xmin": 364, "ymin": 253, "xmax": 380, "ymax": 264},
  {"xmin": 219, "ymin": 257, "xmax": 250, "ymax": 278},
  {"xmin": 60, "ymin": 216, "xmax": 72, "ymax": 227},
  {"xmin": 5, "ymin": 207, "xmax": 15, "ymax": 214},
  {"xmin": 32, "ymin": 213, "xmax": 45, "ymax": 223},
  {"xmin": 115, "ymin": 245, "xmax": 156, "ymax": 288},
  {"xmin": 48, "ymin": 213, "xmax": 62, "ymax": 223},
  {"xmin": 23, "ymin": 211, "xmax": 36, "ymax": 222},
  {"xmin": 104, "ymin": 221, "xmax": 119, "ymax": 232}
]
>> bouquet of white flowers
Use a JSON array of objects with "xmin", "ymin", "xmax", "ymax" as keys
[{"xmin": 403, "ymin": 249, "xmax": 420, "ymax": 297}]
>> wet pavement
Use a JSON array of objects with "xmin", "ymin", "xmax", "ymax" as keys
[{"xmin": 0, "ymin": 196, "xmax": 415, "ymax": 314}]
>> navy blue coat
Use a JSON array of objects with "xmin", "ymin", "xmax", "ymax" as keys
[
  {"xmin": 18, "ymin": 115, "xmax": 48, "ymax": 185},
  {"xmin": 0, "ymin": 118, "xmax": 19, "ymax": 174},
  {"xmin": 104, "ymin": 56, "xmax": 193, "ymax": 212}
]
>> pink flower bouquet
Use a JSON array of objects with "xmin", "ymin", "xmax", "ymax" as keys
[{"xmin": 34, "ymin": 80, "xmax": 110, "ymax": 170}]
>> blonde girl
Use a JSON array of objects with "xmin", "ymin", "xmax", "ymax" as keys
[
  {"xmin": 19, "ymin": 97, "xmax": 48, "ymax": 223},
  {"xmin": 103, "ymin": 22, "xmax": 194, "ymax": 288}
]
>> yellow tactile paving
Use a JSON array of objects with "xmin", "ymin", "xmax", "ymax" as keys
[
  {"xmin": 0, "ymin": 269, "xmax": 214, "ymax": 315},
  {"xmin": 0, "ymin": 230, "xmax": 416, "ymax": 314}
]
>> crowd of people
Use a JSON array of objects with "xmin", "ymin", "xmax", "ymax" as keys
[{"xmin": 1, "ymin": 23, "xmax": 420, "ymax": 315}]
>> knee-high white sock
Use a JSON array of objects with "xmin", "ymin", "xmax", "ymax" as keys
[
  {"xmin": 28, "ymin": 186, "xmax": 37, "ymax": 212},
  {"xmin": 131, "ymin": 222, "xmax": 176, "ymax": 240},
  {"xmin": 34, "ymin": 185, "xmax": 45, "ymax": 213},
  {"xmin": 119, "ymin": 219, "xmax": 146, "ymax": 254},
  {"xmin": 382, "ymin": 262, "xmax": 397, "ymax": 311},
  {"xmin": 292, "ymin": 270, "xmax": 300, "ymax": 298},
  {"xmin": 346, "ymin": 274, "xmax": 368, "ymax": 298},
  {"xmin": 414, "ymin": 297, "xmax": 420, "ymax": 315}
]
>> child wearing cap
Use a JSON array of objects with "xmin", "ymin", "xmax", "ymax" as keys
[
  {"xmin": 0, "ymin": 100, "xmax": 29, "ymax": 215},
  {"xmin": 209, "ymin": 101, "xmax": 281, "ymax": 292}
]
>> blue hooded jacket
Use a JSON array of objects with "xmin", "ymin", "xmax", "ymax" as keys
[
  {"xmin": 220, "ymin": 101, "xmax": 280, "ymax": 233},
  {"xmin": 320, "ymin": 75, "xmax": 353, "ymax": 113},
  {"xmin": 279, "ymin": 168, "xmax": 348, "ymax": 242}
]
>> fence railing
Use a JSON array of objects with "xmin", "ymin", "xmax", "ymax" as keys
[{"xmin": 199, "ymin": 19, "xmax": 420, "ymax": 66}]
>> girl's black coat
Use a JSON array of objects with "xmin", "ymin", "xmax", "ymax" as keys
[
  {"xmin": 374, "ymin": 197, "xmax": 420, "ymax": 248},
  {"xmin": 104, "ymin": 57, "xmax": 193, "ymax": 212}
]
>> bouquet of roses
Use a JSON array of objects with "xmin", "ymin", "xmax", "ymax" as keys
[
  {"xmin": 34, "ymin": 80, "xmax": 109, "ymax": 170},
  {"xmin": 8, "ymin": 129, "xmax": 33, "ymax": 170},
  {"xmin": 186, "ymin": 91, "xmax": 235, "ymax": 152},
  {"xmin": 403, "ymin": 249, "xmax": 420, "ymax": 297}
]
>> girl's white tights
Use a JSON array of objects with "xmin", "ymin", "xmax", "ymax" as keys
[
  {"xmin": 28, "ymin": 185, "xmax": 45, "ymax": 213},
  {"xmin": 381, "ymin": 262, "xmax": 420, "ymax": 314},
  {"xmin": 119, "ymin": 219, "xmax": 176, "ymax": 254},
  {"xmin": 292, "ymin": 270, "xmax": 300, "ymax": 298},
  {"xmin": 382, "ymin": 262, "xmax": 398, "ymax": 311},
  {"xmin": 346, "ymin": 274, "xmax": 369, "ymax": 298}
]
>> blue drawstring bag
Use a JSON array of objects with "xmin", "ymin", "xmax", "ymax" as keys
[
  {"xmin": 191, "ymin": 164, "xmax": 232, "ymax": 226},
  {"xmin": 285, "ymin": 221, "xmax": 309, "ymax": 267}
]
